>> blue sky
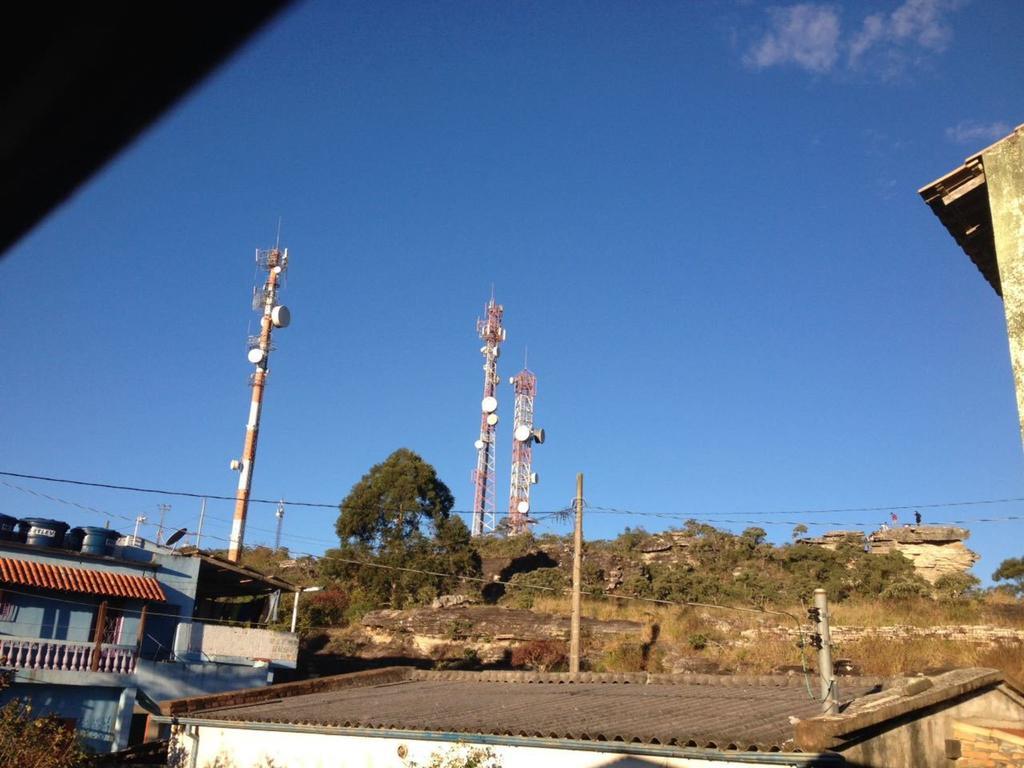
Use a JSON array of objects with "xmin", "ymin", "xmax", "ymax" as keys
[{"xmin": 3, "ymin": 0, "xmax": 1023, "ymax": 583}]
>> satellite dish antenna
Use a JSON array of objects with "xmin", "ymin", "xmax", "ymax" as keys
[
  {"xmin": 514, "ymin": 424, "xmax": 531, "ymax": 442},
  {"xmin": 247, "ymin": 347, "xmax": 265, "ymax": 364},
  {"xmin": 481, "ymin": 396, "xmax": 498, "ymax": 413},
  {"xmin": 271, "ymin": 305, "xmax": 291, "ymax": 328},
  {"xmin": 165, "ymin": 527, "xmax": 188, "ymax": 547},
  {"xmin": 486, "ymin": 413, "xmax": 499, "ymax": 426},
  {"xmin": 516, "ymin": 500, "xmax": 530, "ymax": 514},
  {"xmin": 532, "ymin": 428, "xmax": 546, "ymax": 445},
  {"xmin": 474, "ymin": 440, "xmax": 484, "ymax": 450}
]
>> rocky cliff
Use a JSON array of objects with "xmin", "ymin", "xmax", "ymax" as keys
[
  {"xmin": 867, "ymin": 526, "xmax": 979, "ymax": 584},
  {"xmin": 338, "ymin": 605, "xmax": 646, "ymax": 665}
]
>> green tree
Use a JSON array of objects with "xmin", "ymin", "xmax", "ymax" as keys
[
  {"xmin": 325, "ymin": 449, "xmax": 479, "ymax": 609},
  {"xmin": 992, "ymin": 557, "xmax": 1024, "ymax": 596},
  {"xmin": 335, "ymin": 448, "xmax": 454, "ymax": 548},
  {"xmin": 791, "ymin": 524, "xmax": 808, "ymax": 541}
]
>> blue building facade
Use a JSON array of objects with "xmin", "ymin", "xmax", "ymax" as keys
[{"xmin": 0, "ymin": 535, "xmax": 296, "ymax": 753}]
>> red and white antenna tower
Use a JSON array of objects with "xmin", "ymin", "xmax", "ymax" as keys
[
  {"xmin": 227, "ymin": 245, "xmax": 291, "ymax": 562},
  {"xmin": 471, "ymin": 295, "xmax": 505, "ymax": 536},
  {"xmin": 508, "ymin": 357, "xmax": 544, "ymax": 536}
]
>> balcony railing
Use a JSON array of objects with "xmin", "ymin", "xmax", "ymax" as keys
[{"xmin": 0, "ymin": 636, "xmax": 137, "ymax": 674}]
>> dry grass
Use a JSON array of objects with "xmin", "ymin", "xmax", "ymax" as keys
[{"xmin": 530, "ymin": 594, "xmax": 1024, "ymax": 683}]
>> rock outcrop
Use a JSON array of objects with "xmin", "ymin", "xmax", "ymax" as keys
[
  {"xmin": 867, "ymin": 526, "xmax": 979, "ymax": 584},
  {"xmin": 341, "ymin": 606, "xmax": 645, "ymax": 664}
]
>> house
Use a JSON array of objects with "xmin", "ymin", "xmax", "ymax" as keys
[
  {"xmin": 0, "ymin": 524, "xmax": 298, "ymax": 753},
  {"xmin": 155, "ymin": 666, "xmax": 1024, "ymax": 767}
]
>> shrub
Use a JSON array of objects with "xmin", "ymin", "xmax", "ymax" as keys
[
  {"xmin": 500, "ymin": 568, "xmax": 567, "ymax": 609},
  {"xmin": 510, "ymin": 640, "xmax": 568, "ymax": 671},
  {"xmin": 596, "ymin": 640, "xmax": 646, "ymax": 672},
  {"xmin": 0, "ymin": 699, "xmax": 85, "ymax": 768}
]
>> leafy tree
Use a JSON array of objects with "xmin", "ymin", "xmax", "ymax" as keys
[
  {"xmin": 933, "ymin": 572, "xmax": 981, "ymax": 602},
  {"xmin": 324, "ymin": 449, "xmax": 479, "ymax": 609},
  {"xmin": 993, "ymin": 557, "xmax": 1024, "ymax": 596},
  {"xmin": 335, "ymin": 448, "xmax": 454, "ymax": 549},
  {"xmin": 791, "ymin": 524, "xmax": 808, "ymax": 541}
]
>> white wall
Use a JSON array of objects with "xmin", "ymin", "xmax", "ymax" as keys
[{"xmin": 170, "ymin": 724, "xmax": 801, "ymax": 768}]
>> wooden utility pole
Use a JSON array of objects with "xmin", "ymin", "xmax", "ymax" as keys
[{"xmin": 569, "ymin": 473, "xmax": 583, "ymax": 675}]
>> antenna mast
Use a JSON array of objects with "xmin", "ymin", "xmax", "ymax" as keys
[
  {"xmin": 228, "ymin": 245, "xmax": 292, "ymax": 562},
  {"xmin": 471, "ymin": 296, "xmax": 505, "ymax": 536},
  {"xmin": 508, "ymin": 363, "xmax": 544, "ymax": 536},
  {"xmin": 274, "ymin": 500, "xmax": 285, "ymax": 551}
]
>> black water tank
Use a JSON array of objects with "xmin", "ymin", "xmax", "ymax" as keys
[
  {"xmin": 0, "ymin": 514, "xmax": 18, "ymax": 541},
  {"xmin": 64, "ymin": 527, "xmax": 85, "ymax": 551},
  {"xmin": 81, "ymin": 526, "xmax": 120, "ymax": 556},
  {"xmin": 20, "ymin": 518, "xmax": 69, "ymax": 548}
]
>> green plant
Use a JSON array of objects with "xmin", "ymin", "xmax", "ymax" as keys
[{"xmin": 0, "ymin": 699, "xmax": 85, "ymax": 768}]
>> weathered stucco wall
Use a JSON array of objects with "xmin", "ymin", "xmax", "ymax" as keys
[
  {"xmin": 836, "ymin": 686, "xmax": 1024, "ymax": 768},
  {"xmin": 169, "ymin": 724, "xmax": 812, "ymax": 768},
  {"xmin": 984, "ymin": 126, "xmax": 1024, "ymax": 450}
]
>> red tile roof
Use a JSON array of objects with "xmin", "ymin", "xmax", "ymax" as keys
[{"xmin": 0, "ymin": 557, "xmax": 165, "ymax": 601}]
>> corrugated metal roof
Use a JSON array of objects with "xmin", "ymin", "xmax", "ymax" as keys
[
  {"xmin": 193, "ymin": 669, "xmax": 884, "ymax": 752},
  {"xmin": 0, "ymin": 557, "xmax": 166, "ymax": 601}
]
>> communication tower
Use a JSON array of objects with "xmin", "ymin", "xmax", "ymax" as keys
[
  {"xmin": 228, "ymin": 245, "xmax": 291, "ymax": 562},
  {"xmin": 274, "ymin": 500, "xmax": 285, "ymax": 551},
  {"xmin": 507, "ymin": 364, "xmax": 544, "ymax": 536},
  {"xmin": 471, "ymin": 296, "xmax": 505, "ymax": 536}
]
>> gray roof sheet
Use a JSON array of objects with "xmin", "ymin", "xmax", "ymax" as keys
[{"xmin": 195, "ymin": 670, "xmax": 884, "ymax": 752}]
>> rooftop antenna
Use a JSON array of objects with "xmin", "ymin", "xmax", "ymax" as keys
[
  {"xmin": 227, "ymin": 242, "xmax": 292, "ymax": 562},
  {"xmin": 471, "ymin": 292, "xmax": 505, "ymax": 536}
]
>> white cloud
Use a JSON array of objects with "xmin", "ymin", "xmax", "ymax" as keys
[
  {"xmin": 945, "ymin": 120, "xmax": 1011, "ymax": 145},
  {"xmin": 744, "ymin": 4, "xmax": 841, "ymax": 73},
  {"xmin": 744, "ymin": 0, "xmax": 961, "ymax": 78},
  {"xmin": 848, "ymin": 0, "xmax": 956, "ymax": 73}
]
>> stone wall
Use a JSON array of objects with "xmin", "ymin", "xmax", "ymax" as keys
[
  {"xmin": 742, "ymin": 624, "xmax": 1024, "ymax": 647},
  {"xmin": 950, "ymin": 718, "xmax": 1024, "ymax": 767}
]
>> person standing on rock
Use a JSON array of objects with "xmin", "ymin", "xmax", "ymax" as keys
[{"xmin": 914, "ymin": 511, "xmax": 922, "ymax": 526}]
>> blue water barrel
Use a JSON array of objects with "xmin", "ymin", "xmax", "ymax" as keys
[
  {"xmin": 20, "ymin": 518, "xmax": 69, "ymax": 548},
  {"xmin": 64, "ymin": 527, "xmax": 85, "ymax": 551},
  {"xmin": 0, "ymin": 514, "xmax": 18, "ymax": 541},
  {"xmin": 81, "ymin": 526, "xmax": 120, "ymax": 556}
]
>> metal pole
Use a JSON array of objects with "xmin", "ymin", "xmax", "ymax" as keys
[
  {"xmin": 290, "ymin": 590, "xmax": 300, "ymax": 634},
  {"xmin": 195, "ymin": 498, "xmax": 207, "ymax": 550},
  {"xmin": 814, "ymin": 588, "xmax": 838, "ymax": 714},
  {"xmin": 132, "ymin": 516, "xmax": 146, "ymax": 545},
  {"xmin": 569, "ymin": 473, "xmax": 583, "ymax": 675}
]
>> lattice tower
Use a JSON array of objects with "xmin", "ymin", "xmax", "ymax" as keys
[
  {"xmin": 507, "ymin": 369, "xmax": 539, "ymax": 536},
  {"xmin": 471, "ymin": 297, "xmax": 505, "ymax": 536}
]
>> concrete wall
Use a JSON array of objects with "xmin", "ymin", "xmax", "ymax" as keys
[
  {"xmin": 136, "ymin": 658, "xmax": 270, "ymax": 703},
  {"xmin": 983, "ymin": 126, "xmax": 1024, "ymax": 449},
  {"xmin": 182, "ymin": 622, "xmax": 299, "ymax": 666},
  {"xmin": 169, "ymin": 725, "xmax": 806, "ymax": 768},
  {"xmin": 0, "ymin": 682, "xmax": 129, "ymax": 752},
  {"xmin": 836, "ymin": 686, "xmax": 1024, "ymax": 768}
]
